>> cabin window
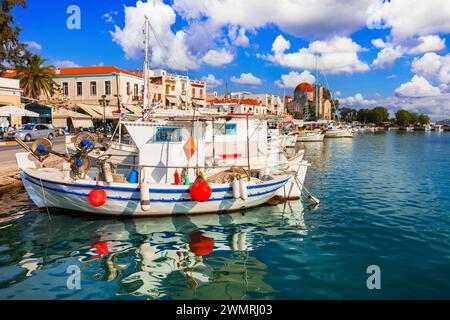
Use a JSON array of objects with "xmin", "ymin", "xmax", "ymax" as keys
[
  {"xmin": 155, "ymin": 127, "xmax": 183, "ymax": 142},
  {"xmin": 214, "ymin": 123, "xmax": 237, "ymax": 135}
]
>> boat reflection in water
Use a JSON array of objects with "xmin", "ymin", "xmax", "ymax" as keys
[{"xmin": 8, "ymin": 200, "xmax": 307, "ymax": 299}]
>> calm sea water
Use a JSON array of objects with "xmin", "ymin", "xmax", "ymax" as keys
[{"xmin": 0, "ymin": 132, "xmax": 449, "ymax": 300}]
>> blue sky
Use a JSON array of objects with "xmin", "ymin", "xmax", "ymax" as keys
[{"xmin": 13, "ymin": 0, "xmax": 450, "ymax": 120}]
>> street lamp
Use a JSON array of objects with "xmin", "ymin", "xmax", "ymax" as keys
[{"xmin": 99, "ymin": 95, "xmax": 110, "ymax": 134}]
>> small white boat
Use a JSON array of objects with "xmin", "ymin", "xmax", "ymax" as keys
[
  {"xmin": 406, "ymin": 126, "xmax": 414, "ymax": 132},
  {"xmin": 325, "ymin": 122, "xmax": 354, "ymax": 138},
  {"xmin": 296, "ymin": 130, "xmax": 325, "ymax": 142},
  {"xmin": 435, "ymin": 125, "xmax": 444, "ymax": 132},
  {"xmin": 424, "ymin": 124, "xmax": 432, "ymax": 132}
]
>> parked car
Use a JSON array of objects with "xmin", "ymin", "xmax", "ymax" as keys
[{"xmin": 3, "ymin": 124, "xmax": 56, "ymax": 142}]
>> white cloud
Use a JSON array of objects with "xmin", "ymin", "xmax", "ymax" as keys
[
  {"xmin": 372, "ymin": 45, "xmax": 403, "ymax": 69},
  {"xmin": 201, "ymin": 74, "xmax": 223, "ymax": 88},
  {"xmin": 340, "ymin": 93, "xmax": 377, "ymax": 106},
  {"xmin": 24, "ymin": 41, "xmax": 42, "ymax": 50},
  {"xmin": 228, "ymin": 26, "xmax": 249, "ymax": 47},
  {"xmin": 262, "ymin": 35, "xmax": 369, "ymax": 74},
  {"xmin": 102, "ymin": 11, "xmax": 118, "ymax": 24},
  {"xmin": 408, "ymin": 35, "xmax": 446, "ymax": 55},
  {"xmin": 202, "ymin": 48, "xmax": 234, "ymax": 66},
  {"xmin": 275, "ymin": 70, "xmax": 316, "ymax": 89},
  {"xmin": 411, "ymin": 52, "xmax": 443, "ymax": 79},
  {"xmin": 395, "ymin": 75, "xmax": 441, "ymax": 97},
  {"xmin": 53, "ymin": 60, "xmax": 80, "ymax": 68},
  {"xmin": 371, "ymin": 35, "xmax": 446, "ymax": 68},
  {"xmin": 111, "ymin": 0, "xmax": 198, "ymax": 71},
  {"xmin": 230, "ymin": 73, "xmax": 262, "ymax": 86},
  {"xmin": 173, "ymin": 0, "xmax": 375, "ymax": 40},
  {"xmin": 367, "ymin": 0, "xmax": 450, "ymax": 40}
]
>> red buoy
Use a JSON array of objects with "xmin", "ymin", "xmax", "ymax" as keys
[
  {"xmin": 88, "ymin": 189, "xmax": 107, "ymax": 207},
  {"xmin": 188, "ymin": 231, "xmax": 214, "ymax": 256},
  {"xmin": 92, "ymin": 241, "xmax": 110, "ymax": 255},
  {"xmin": 189, "ymin": 176, "xmax": 212, "ymax": 202}
]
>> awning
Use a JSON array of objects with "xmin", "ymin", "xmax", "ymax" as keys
[
  {"xmin": 53, "ymin": 109, "xmax": 92, "ymax": 119},
  {"xmin": 72, "ymin": 118, "xmax": 94, "ymax": 128},
  {"xmin": 52, "ymin": 118, "xmax": 68, "ymax": 128},
  {"xmin": 76, "ymin": 104, "xmax": 102, "ymax": 119},
  {"xmin": 123, "ymin": 104, "xmax": 143, "ymax": 115},
  {"xmin": 166, "ymin": 96, "xmax": 179, "ymax": 105},
  {"xmin": 0, "ymin": 105, "xmax": 39, "ymax": 117}
]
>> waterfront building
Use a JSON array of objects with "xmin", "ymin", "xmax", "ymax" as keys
[
  {"xmin": 148, "ymin": 69, "xmax": 207, "ymax": 109},
  {"xmin": 0, "ymin": 77, "xmax": 23, "ymax": 127},
  {"xmin": 207, "ymin": 98, "xmax": 267, "ymax": 115},
  {"xmin": 228, "ymin": 92, "xmax": 284, "ymax": 115},
  {"xmin": 286, "ymin": 82, "xmax": 332, "ymax": 120}
]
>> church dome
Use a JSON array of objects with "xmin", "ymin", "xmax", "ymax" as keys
[{"xmin": 295, "ymin": 82, "xmax": 314, "ymax": 93}]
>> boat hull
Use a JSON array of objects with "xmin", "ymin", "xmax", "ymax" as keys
[
  {"xmin": 297, "ymin": 133, "xmax": 325, "ymax": 142},
  {"xmin": 20, "ymin": 168, "xmax": 300, "ymax": 217},
  {"xmin": 325, "ymin": 129, "xmax": 354, "ymax": 138}
]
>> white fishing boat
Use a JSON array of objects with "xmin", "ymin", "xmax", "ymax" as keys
[
  {"xmin": 324, "ymin": 122, "xmax": 354, "ymax": 138},
  {"xmin": 296, "ymin": 130, "xmax": 325, "ymax": 142},
  {"xmin": 17, "ymin": 115, "xmax": 315, "ymax": 217},
  {"xmin": 424, "ymin": 124, "xmax": 432, "ymax": 132},
  {"xmin": 435, "ymin": 125, "xmax": 444, "ymax": 132},
  {"xmin": 406, "ymin": 126, "xmax": 414, "ymax": 132}
]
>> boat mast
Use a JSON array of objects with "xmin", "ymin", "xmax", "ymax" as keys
[
  {"xmin": 143, "ymin": 16, "xmax": 150, "ymax": 114},
  {"xmin": 315, "ymin": 54, "xmax": 319, "ymax": 121}
]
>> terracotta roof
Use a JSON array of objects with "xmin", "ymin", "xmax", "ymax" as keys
[
  {"xmin": 54, "ymin": 66, "xmax": 142, "ymax": 78},
  {"xmin": 209, "ymin": 98, "xmax": 263, "ymax": 105},
  {"xmin": 2, "ymin": 66, "xmax": 143, "ymax": 79}
]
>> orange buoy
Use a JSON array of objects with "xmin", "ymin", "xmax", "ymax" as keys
[
  {"xmin": 188, "ymin": 231, "xmax": 214, "ymax": 256},
  {"xmin": 189, "ymin": 176, "xmax": 212, "ymax": 202},
  {"xmin": 88, "ymin": 189, "xmax": 107, "ymax": 207}
]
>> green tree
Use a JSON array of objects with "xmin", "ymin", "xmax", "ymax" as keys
[
  {"xmin": 339, "ymin": 107, "xmax": 357, "ymax": 122},
  {"xmin": 371, "ymin": 106, "xmax": 389, "ymax": 125},
  {"xmin": 396, "ymin": 109, "xmax": 411, "ymax": 126},
  {"xmin": 357, "ymin": 108, "xmax": 370, "ymax": 124},
  {"xmin": 409, "ymin": 112, "xmax": 418, "ymax": 125},
  {"xmin": 0, "ymin": 0, "xmax": 30, "ymax": 74},
  {"xmin": 17, "ymin": 54, "xmax": 57, "ymax": 99},
  {"xmin": 417, "ymin": 113, "xmax": 430, "ymax": 125}
]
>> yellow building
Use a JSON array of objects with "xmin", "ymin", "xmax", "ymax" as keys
[{"xmin": 0, "ymin": 77, "xmax": 22, "ymax": 126}]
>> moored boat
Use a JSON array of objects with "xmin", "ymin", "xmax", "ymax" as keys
[{"xmin": 17, "ymin": 115, "xmax": 313, "ymax": 217}]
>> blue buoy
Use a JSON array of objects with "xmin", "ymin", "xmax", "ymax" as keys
[
  {"xmin": 76, "ymin": 159, "xmax": 84, "ymax": 167},
  {"xmin": 80, "ymin": 139, "xmax": 89, "ymax": 146},
  {"xmin": 128, "ymin": 169, "xmax": 139, "ymax": 183},
  {"xmin": 37, "ymin": 144, "xmax": 46, "ymax": 152}
]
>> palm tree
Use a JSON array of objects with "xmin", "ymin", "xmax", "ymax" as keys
[{"xmin": 17, "ymin": 54, "xmax": 57, "ymax": 99}]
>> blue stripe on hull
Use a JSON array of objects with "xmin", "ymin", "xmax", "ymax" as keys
[
  {"xmin": 22, "ymin": 171, "xmax": 289, "ymax": 193},
  {"xmin": 24, "ymin": 176, "xmax": 287, "ymax": 203}
]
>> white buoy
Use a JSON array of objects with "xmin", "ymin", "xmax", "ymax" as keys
[
  {"xmin": 140, "ymin": 181, "xmax": 151, "ymax": 211},
  {"xmin": 62, "ymin": 162, "xmax": 71, "ymax": 180},
  {"xmin": 102, "ymin": 163, "xmax": 114, "ymax": 183},
  {"xmin": 240, "ymin": 179, "xmax": 248, "ymax": 200},
  {"xmin": 232, "ymin": 178, "xmax": 240, "ymax": 199}
]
